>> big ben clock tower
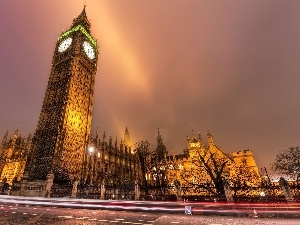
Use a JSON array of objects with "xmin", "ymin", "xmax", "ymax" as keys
[{"xmin": 22, "ymin": 6, "xmax": 98, "ymax": 195}]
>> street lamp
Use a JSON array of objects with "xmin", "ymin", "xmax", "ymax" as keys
[
  {"xmin": 88, "ymin": 146, "xmax": 95, "ymax": 154},
  {"xmin": 260, "ymin": 191, "xmax": 266, "ymax": 197},
  {"xmin": 80, "ymin": 143, "xmax": 95, "ymax": 186}
]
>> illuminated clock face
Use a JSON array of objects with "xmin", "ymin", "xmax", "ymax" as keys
[
  {"xmin": 83, "ymin": 41, "xmax": 95, "ymax": 59},
  {"xmin": 58, "ymin": 37, "xmax": 72, "ymax": 52}
]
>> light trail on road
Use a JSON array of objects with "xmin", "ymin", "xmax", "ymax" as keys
[
  {"xmin": 1, "ymin": 201, "xmax": 300, "ymax": 225},
  {"xmin": 1, "ymin": 195, "xmax": 300, "ymax": 218}
]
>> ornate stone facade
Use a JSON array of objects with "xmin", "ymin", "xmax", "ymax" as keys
[
  {"xmin": 1, "ymin": 127, "xmax": 261, "ymax": 198},
  {"xmin": 24, "ymin": 7, "xmax": 98, "ymax": 184},
  {"xmin": 0, "ymin": 129, "xmax": 31, "ymax": 185},
  {"xmin": 83, "ymin": 127, "xmax": 140, "ymax": 186},
  {"xmin": 232, "ymin": 149, "xmax": 259, "ymax": 174},
  {"xmin": 0, "ymin": 127, "xmax": 140, "ymax": 197},
  {"xmin": 165, "ymin": 130, "xmax": 260, "ymax": 191}
]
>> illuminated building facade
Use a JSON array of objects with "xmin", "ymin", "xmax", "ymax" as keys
[
  {"xmin": 0, "ymin": 130, "xmax": 31, "ymax": 185},
  {"xmin": 165, "ymin": 130, "xmax": 260, "ymax": 191},
  {"xmin": 23, "ymin": 7, "xmax": 98, "ymax": 189},
  {"xmin": 232, "ymin": 149, "xmax": 259, "ymax": 174},
  {"xmin": 83, "ymin": 128, "xmax": 140, "ymax": 187},
  {"xmin": 2, "ymin": 6, "xmax": 263, "ymax": 199}
]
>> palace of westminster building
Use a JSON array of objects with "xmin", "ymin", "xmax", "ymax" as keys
[
  {"xmin": 0, "ymin": 127, "xmax": 260, "ymax": 188},
  {"xmin": 0, "ymin": 7, "xmax": 260, "ymax": 196}
]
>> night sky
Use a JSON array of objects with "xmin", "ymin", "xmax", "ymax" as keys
[{"xmin": 1, "ymin": 1, "xmax": 300, "ymax": 173}]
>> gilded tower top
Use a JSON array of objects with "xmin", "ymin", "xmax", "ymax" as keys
[
  {"xmin": 57, "ymin": 5, "xmax": 97, "ymax": 60},
  {"xmin": 71, "ymin": 6, "xmax": 91, "ymax": 31}
]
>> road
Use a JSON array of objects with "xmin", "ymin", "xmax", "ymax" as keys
[{"xmin": 1, "ymin": 202, "xmax": 300, "ymax": 225}]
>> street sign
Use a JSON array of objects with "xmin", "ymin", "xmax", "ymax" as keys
[{"xmin": 185, "ymin": 206, "xmax": 192, "ymax": 215}]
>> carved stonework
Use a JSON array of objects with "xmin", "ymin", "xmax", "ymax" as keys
[
  {"xmin": 23, "ymin": 7, "xmax": 98, "ymax": 184},
  {"xmin": 0, "ymin": 130, "xmax": 31, "ymax": 185},
  {"xmin": 21, "ymin": 181, "xmax": 47, "ymax": 197}
]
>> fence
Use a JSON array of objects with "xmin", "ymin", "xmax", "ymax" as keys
[
  {"xmin": 6, "ymin": 180, "xmax": 300, "ymax": 203},
  {"xmin": 50, "ymin": 182, "xmax": 73, "ymax": 198}
]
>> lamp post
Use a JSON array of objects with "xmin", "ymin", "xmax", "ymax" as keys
[{"xmin": 81, "ymin": 142, "xmax": 94, "ymax": 186}]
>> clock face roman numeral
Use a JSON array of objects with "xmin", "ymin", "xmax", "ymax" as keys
[
  {"xmin": 83, "ymin": 41, "xmax": 95, "ymax": 59},
  {"xmin": 58, "ymin": 37, "xmax": 73, "ymax": 52}
]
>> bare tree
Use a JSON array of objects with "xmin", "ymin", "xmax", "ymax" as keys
[
  {"xmin": 151, "ymin": 151, "xmax": 170, "ymax": 196},
  {"xmin": 134, "ymin": 140, "xmax": 152, "ymax": 194},
  {"xmin": 271, "ymin": 146, "xmax": 300, "ymax": 182},
  {"xmin": 229, "ymin": 164, "xmax": 260, "ymax": 198},
  {"xmin": 180, "ymin": 150, "xmax": 231, "ymax": 197}
]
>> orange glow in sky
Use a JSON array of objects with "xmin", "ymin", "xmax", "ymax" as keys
[{"xmin": 1, "ymin": 1, "xmax": 300, "ymax": 173}]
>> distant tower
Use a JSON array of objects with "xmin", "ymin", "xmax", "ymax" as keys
[
  {"xmin": 25, "ymin": 6, "xmax": 98, "ymax": 182},
  {"xmin": 156, "ymin": 128, "xmax": 167, "ymax": 161},
  {"xmin": 123, "ymin": 127, "xmax": 132, "ymax": 152}
]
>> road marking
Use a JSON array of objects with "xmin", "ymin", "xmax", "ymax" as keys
[
  {"xmin": 58, "ymin": 215, "xmax": 73, "ymax": 219},
  {"xmin": 115, "ymin": 219, "xmax": 125, "ymax": 220},
  {"xmin": 64, "ymin": 216, "xmax": 74, "ymax": 219},
  {"xmin": 132, "ymin": 223, "xmax": 142, "ymax": 225},
  {"xmin": 138, "ymin": 220, "xmax": 144, "ymax": 221},
  {"xmin": 12, "ymin": 212, "xmax": 16, "ymax": 213},
  {"xmin": 32, "ymin": 214, "xmax": 37, "ymax": 216},
  {"xmin": 88, "ymin": 218, "xmax": 97, "ymax": 221},
  {"xmin": 23, "ymin": 213, "xmax": 27, "ymax": 215},
  {"xmin": 99, "ymin": 220, "xmax": 108, "ymax": 222},
  {"xmin": 147, "ymin": 221, "xmax": 155, "ymax": 223},
  {"xmin": 122, "ymin": 222, "xmax": 132, "ymax": 224}
]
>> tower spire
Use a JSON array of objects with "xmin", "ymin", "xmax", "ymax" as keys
[
  {"xmin": 207, "ymin": 128, "xmax": 214, "ymax": 145},
  {"xmin": 71, "ymin": 5, "xmax": 91, "ymax": 31},
  {"xmin": 123, "ymin": 127, "xmax": 132, "ymax": 152},
  {"xmin": 157, "ymin": 127, "xmax": 162, "ymax": 144}
]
